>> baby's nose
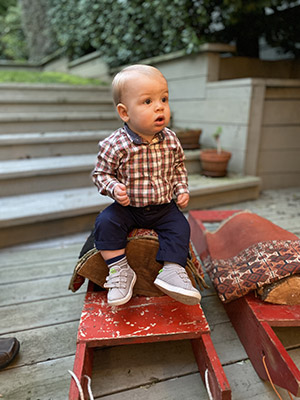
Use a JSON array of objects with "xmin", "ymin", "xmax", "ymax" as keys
[{"xmin": 155, "ymin": 101, "xmax": 164, "ymax": 110}]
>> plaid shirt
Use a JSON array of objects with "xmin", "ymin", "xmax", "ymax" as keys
[{"xmin": 92, "ymin": 124, "xmax": 189, "ymax": 207}]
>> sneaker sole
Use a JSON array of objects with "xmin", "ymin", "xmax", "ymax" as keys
[
  {"xmin": 107, "ymin": 271, "xmax": 137, "ymax": 307},
  {"xmin": 154, "ymin": 278, "xmax": 201, "ymax": 305}
]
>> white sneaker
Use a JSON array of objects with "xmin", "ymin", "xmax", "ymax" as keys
[
  {"xmin": 104, "ymin": 259, "xmax": 136, "ymax": 306},
  {"xmin": 154, "ymin": 264, "xmax": 201, "ymax": 305}
]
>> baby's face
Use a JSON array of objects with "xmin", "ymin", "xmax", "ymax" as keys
[{"xmin": 120, "ymin": 72, "xmax": 171, "ymax": 141}]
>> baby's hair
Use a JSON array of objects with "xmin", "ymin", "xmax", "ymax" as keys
[{"xmin": 112, "ymin": 64, "xmax": 166, "ymax": 106}]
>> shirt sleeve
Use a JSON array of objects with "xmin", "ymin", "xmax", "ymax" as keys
[
  {"xmin": 172, "ymin": 137, "xmax": 189, "ymax": 197},
  {"xmin": 92, "ymin": 139, "xmax": 120, "ymax": 200}
]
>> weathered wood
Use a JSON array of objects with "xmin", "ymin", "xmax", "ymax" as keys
[
  {"xmin": 0, "ymin": 188, "xmax": 299, "ymax": 400},
  {"xmin": 0, "ymin": 294, "xmax": 84, "ymax": 334},
  {"xmin": 0, "ymin": 356, "xmax": 74, "ymax": 400},
  {"xmin": 0, "ymin": 275, "xmax": 76, "ymax": 305},
  {"xmin": 273, "ymin": 327, "xmax": 300, "ymax": 349},
  {"xmin": 258, "ymin": 149, "xmax": 300, "ymax": 173},
  {"xmin": 0, "ymin": 259, "xmax": 75, "ymax": 284},
  {"xmin": 7, "ymin": 321, "xmax": 78, "ymax": 368},
  {"xmin": 94, "ymin": 370, "xmax": 209, "ymax": 400},
  {"xmin": 263, "ymin": 99, "xmax": 300, "ymax": 125},
  {"xmin": 261, "ymin": 126, "xmax": 300, "ymax": 150},
  {"xmin": 0, "ymin": 243, "xmax": 81, "ymax": 267},
  {"xmin": 257, "ymin": 275, "xmax": 300, "ymax": 305},
  {"xmin": 259, "ymin": 172, "xmax": 300, "ymax": 190}
]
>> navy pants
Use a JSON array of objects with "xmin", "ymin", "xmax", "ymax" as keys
[{"xmin": 94, "ymin": 200, "xmax": 190, "ymax": 267}]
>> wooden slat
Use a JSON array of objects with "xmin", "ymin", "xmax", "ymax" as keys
[
  {"xmin": 0, "ymin": 260, "xmax": 75, "ymax": 284},
  {"xmin": 261, "ymin": 126, "xmax": 300, "ymax": 150},
  {"xmin": 263, "ymin": 99, "xmax": 300, "ymax": 125},
  {"xmin": 265, "ymin": 87, "xmax": 300, "ymax": 99},
  {"xmin": 0, "ymin": 188, "xmax": 299, "ymax": 399},
  {"xmin": 0, "ymin": 294, "xmax": 84, "ymax": 334},
  {"xmin": 94, "ymin": 370, "xmax": 209, "ymax": 400},
  {"xmin": 259, "ymin": 172, "xmax": 300, "ymax": 190},
  {"xmin": 0, "ymin": 243, "xmax": 82, "ymax": 267},
  {"xmin": 0, "ymin": 275, "xmax": 77, "ymax": 305},
  {"xmin": 6, "ymin": 321, "xmax": 78, "ymax": 368},
  {"xmin": 258, "ymin": 150, "xmax": 300, "ymax": 173},
  {"xmin": 0, "ymin": 356, "xmax": 74, "ymax": 400}
]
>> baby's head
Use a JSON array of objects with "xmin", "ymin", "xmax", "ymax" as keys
[
  {"xmin": 112, "ymin": 64, "xmax": 170, "ymax": 140},
  {"xmin": 112, "ymin": 64, "xmax": 167, "ymax": 106}
]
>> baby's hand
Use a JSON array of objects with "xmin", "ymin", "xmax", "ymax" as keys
[
  {"xmin": 177, "ymin": 193, "xmax": 189, "ymax": 209},
  {"xmin": 114, "ymin": 183, "xmax": 130, "ymax": 206}
]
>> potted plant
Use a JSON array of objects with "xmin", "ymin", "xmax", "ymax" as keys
[
  {"xmin": 199, "ymin": 127, "xmax": 232, "ymax": 177},
  {"xmin": 175, "ymin": 128, "xmax": 202, "ymax": 149}
]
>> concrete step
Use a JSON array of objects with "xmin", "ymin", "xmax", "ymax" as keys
[
  {"xmin": 0, "ymin": 84, "xmax": 114, "ymax": 112},
  {"xmin": 0, "ymin": 131, "xmax": 111, "ymax": 160},
  {"xmin": 0, "ymin": 174, "xmax": 261, "ymax": 248},
  {"xmin": 0, "ymin": 101, "xmax": 115, "ymax": 113},
  {"xmin": 0, "ymin": 154, "xmax": 96, "ymax": 196},
  {"xmin": 0, "ymin": 150, "xmax": 203, "ymax": 196},
  {"xmin": 0, "ymin": 83, "xmax": 112, "ymax": 103},
  {"xmin": 0, "ymin": 111, "xmax": 120, "ymax": 133}
]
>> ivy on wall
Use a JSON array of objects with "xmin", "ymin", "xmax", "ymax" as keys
[{"xmin": 1, "ymin": 0, "xmax": 299, "ymax": 65}]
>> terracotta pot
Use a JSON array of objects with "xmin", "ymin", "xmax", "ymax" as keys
[
  {"xmin": 176, "ymin": 129, "xmax": 202, "ymax": 149},
  {"xmin": 199, "ymin": 149, "xmax": 232, "ymax": 177}
]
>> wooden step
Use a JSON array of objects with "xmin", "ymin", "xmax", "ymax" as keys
[
  {"xmin": 0, "ymin": 111, "xmax": 119, "ymax": 133},
  {"xmin": 0, "ymin": 131, "xmax": 111, "ymax": 160},
  {"xmin": 0, "ymin": 175, "xmax": 261, "ymax": 248}
]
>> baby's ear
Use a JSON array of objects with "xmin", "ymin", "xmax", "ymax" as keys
[{"xmin": 116, "ymin": 103, "xmax": 129, "ymax": 122}]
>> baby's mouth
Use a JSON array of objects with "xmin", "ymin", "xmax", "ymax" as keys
[{"xmin": 155, "ymin": 116, "xmax": 165, "ymax": 123}]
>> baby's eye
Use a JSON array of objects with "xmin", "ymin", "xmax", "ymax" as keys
[
  {"xmin": 144, "ymin": 99, "xmax": 151, "ymax": 105},
  {"xmin": 162, "ymin": 97, "xmax": 168, "ymax": 103}
]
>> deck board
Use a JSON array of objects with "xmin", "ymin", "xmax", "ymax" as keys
[{"xmin": 0, "ymin": 187, "xmax": 299, "ymax": 399}]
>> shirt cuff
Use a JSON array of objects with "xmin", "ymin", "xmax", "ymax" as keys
[{"xmin": 174, "ymin": 184, "xmax": 189, "ymax": 197}]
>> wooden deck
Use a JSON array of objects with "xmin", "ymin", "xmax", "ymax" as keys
[{"xmin": 0, "ymin": 187, "xmax": 299, "ymax": 400}]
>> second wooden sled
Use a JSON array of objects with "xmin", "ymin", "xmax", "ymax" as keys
[
  {"xmin": 69, "ymin": 279, "xmax": 231, "ymax": 400},
  {"xmin": 189, "ymin": 209, "xmax": 300, "ymax": 397}
]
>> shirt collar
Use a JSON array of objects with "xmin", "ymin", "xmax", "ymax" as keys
[{"xmin": 124, "ymin": 123, "xmax": 165, "ymax": 144}]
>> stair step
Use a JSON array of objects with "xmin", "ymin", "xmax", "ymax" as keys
[
  {"xmin": 0, "ymin": 150, "xmax": 203, "ymax": 196},
  {"xmin": 0, "ymin": 111, "xmax": 119, "ymax": 133},
  {"xmin": 0, "ymin": 131, "xmax": 111, "ymax": 159},
  {"xmin": 0, "ymin": 102, "xmax": 114, "ymax": 113},
  {"xmin": 0, "ymin": 154, "xmax": 96, "ymax": 196},
  {"xmin": 0, "ymin": 83, "xmax": 112, "ymax": 102},
  {"xmin": 0, "ymin": 187, "xmax": 110, "ymax": 228},
  {"xmin": 0, "ymin": 175, "xmax": 261, "ymax": 248}
]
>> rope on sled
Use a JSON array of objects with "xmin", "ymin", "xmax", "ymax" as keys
[
  {"xmin": 68, "ymin": 370, "xmax": 94, "ymax": 400},
  {"xmin": 262, "ymin": 355, "xmax": 294, "ymax": 400}
]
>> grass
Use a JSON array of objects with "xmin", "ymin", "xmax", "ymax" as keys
[{"xmin": 0, "ymin": 69, "xmax": 107, "ymax": 85}]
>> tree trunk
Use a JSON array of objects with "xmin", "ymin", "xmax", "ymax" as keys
[{"xmin": 18, "ymin": 0, "xmax": 57, "ymax": 62}]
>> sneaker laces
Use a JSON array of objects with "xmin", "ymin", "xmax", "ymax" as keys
[
  {"xmin": 177, "ymin": 269, "xmax": 191, "ymax": 284},
  {"xmin": 164, "ymin": 266, "xmax": 191, "ymax": 285},
  {"xmin": 104, "ymin": 267, "xmax": 128, "ymax": 289}
]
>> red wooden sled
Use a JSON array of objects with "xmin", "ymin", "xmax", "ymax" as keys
[
  {"xmin": 189, "ymin": 210, "xmax": 300, "ymax": 397},
  {"xmin": 69, "ymin": 279, "xmax": 231, "ymax": 399}
]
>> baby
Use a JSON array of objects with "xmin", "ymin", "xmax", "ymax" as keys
[{"xmin": 92, "ymin": 64, "xmax": 201, "ymax": 306}]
